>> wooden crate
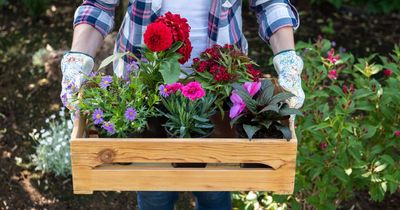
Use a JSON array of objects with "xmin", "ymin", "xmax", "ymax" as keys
[{"xmin": 70, "ymin": 116, "xmax": 298, "ymax": 194}]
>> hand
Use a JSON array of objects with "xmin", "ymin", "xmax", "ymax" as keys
[
  {"xmin": 273, "ymin": 50, "xmax": 305, "ymax": 109},
  {"xmin": 60, "ymin": 52, "xmax": 94, "ymax": 110}
]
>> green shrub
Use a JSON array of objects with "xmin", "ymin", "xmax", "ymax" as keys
[
  {"xmin": 29, "ymin": 108, "xmax": 72, "ymax": 177},
  {"xmin": 233, "ymin": 39, "xmax": 400, "ymax": 209}
]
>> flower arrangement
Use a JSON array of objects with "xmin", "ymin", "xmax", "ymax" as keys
[
  {"xmin": 190, "ymin": 44, "xmax": 262, "ymax": 112},
  {"xmin": 131, "ymin": 12, "xmax": 192, "ymax": 92},
  {"xmin": 229, "ymin": 80, "xmax": 302, "ymax": 140},
  {"xmin": 157, "ymin": 81, "xmax": 216, "ymax": 138},
  {"xmin": 73, "ymin": 70, "xmax": 158, "ymax": 137}
]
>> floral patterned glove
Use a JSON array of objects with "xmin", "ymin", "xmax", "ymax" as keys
[
  {"xmin": 60, "ymin": 52, "xmax": 94, "ymax": 110},
  {"xmin": 273, "ymin": 50, "xmax": 305, "ymax": 109}
]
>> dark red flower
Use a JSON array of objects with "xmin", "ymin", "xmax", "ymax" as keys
[
  {"xmin": 319, "ymin": 142, "xmax": 328, "ymax": 150},
  {"xmin": 144, "ymin": 22, "xmax": 173, "ymax": 52},
  {"xmin": 383, "ymin": 69, "xmax": 393, "ymax": 76},
  {"xmin": 246, "ymin": 64, "xmax": 262, "ymax": 81},
  {"xmin": 197, "ymin": 61, "xmax": 209, "ymax": 72},
  {"xmin": 177, "ymin": 39, "xmax": 192, "ymax": 64},
  {"xmin": 342, "ymin": 84, "xmax": 355, "ymax": 94}
]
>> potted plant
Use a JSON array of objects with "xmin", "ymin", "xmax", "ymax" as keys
[
  {"xmin": 189, "ymin": 44, "xmax": 262, "ymax": 137},
  {"xmin": 72, "ymin": 70, "xmax": 159, "ymax": 138},
  {"xmin": 157, "ymin": 81, "xmax": 216, "ymax": 167},
  {"xmin": 229, "ymin": 79, "xmax": 302, "ymax": 140}
]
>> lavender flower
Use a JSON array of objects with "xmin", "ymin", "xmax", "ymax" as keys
[
  {"xmin": 99, "ymin": 76, "xmax": 112, "ymax": 89},
  {"xmin": 89, "ymin": 71, "xmax": 98, "ymax": 78},
  {"xmin": 124, "ymin": 108, "xmax": 137, "ymax": 121},
  {"xmin": 101, "ymin": 121, "xmax": 115, "ymax": 135},
  {"xmin": 159, "ymin": 85, "xmax": 169, "ymax": 97},
  {"xmin": 92, "ymin": 108, "xmax": 104, "ymax": 124},
  {"xmin": 67, "ymin": 82, "xmax": 77, "ymax": 94},
  {"xmin": 61, "ymin": 93, "xmax": 68, "ymax": 107}
]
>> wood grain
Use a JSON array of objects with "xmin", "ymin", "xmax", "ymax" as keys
[{"xmin": 70, "ymin": 115, "xmax": 298, "ymax": 194}]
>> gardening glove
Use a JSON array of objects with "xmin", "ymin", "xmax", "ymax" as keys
[
  {"xmin": 60, "ymin": 52, "xmax": 94, "ymax": 111},
  {"xmin": 273, "ymin": 50, "xmax": 305, "ymax": 109},
  {"xmin": 273, "ymin": 50, "xmax": 305, "ymax": 125}
]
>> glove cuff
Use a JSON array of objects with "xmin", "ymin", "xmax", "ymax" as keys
[{"xmin": 61, "ymin": 52, "xmax": 94, "ymax": 75}]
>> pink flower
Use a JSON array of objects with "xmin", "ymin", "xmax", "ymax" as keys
[
  {"xmin": 328, "ymin": 69, "xmax": 338, "ymax": 80},
  {"xmin": 243, "ymin": 81, "xmax": 261, "ymax": 97},
  {"xmin": 395, "ymin": 131, "xmax": 400, "ymax": 137},
  {"xmin": 166, "ymin": 82, "xmax": 183, "ymax": 94},
  {"xmin": 181, "ymin": 81, "xmax": 206, "ymax": 101},
  {"xmin": 326, "ymin": 48, "xmax": 340, "ymax": 64},
  {"xmin": 229, "ymin": 90, "xmax": 246, "ymax": 119},
  {"xmin": 383, "ymin": 69, "xmax": 393, "ymax": 76}
]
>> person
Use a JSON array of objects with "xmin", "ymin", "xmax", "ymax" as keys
[{"xmin": 61, "ymin": 0, "xmax": 305, "ymax": 209}]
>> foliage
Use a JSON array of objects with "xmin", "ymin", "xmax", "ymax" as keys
[
  {"xmin": 158, "ymin": 82, "xmax": 217, "ymax": 138},
  {"xmin": 233, "ymin": 39, "xmax": 400, "ymax": 209},
  {"xmin": 310, "ymin": 0, "xmax": 400, "ymax": 14},
  {"xmin": 76, "ymin": 70, "xmax": 158, "ymax": 137},
  {"xmin": 28, "ymin": 108, "xmax": 72, "ymax": 177},
  {"xmin": 230, "ymin": 80, "xmax": 302, "ymax": 140},
  {"xmin": 22, "ymin": 0, "xmax": 49, "ymax": 16},
  {"xmin": 190, "ymin": 44, "xmax": 261, "ymax": 114}
]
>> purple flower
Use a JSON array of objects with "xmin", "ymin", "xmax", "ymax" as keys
[
  {"xmin": 61, "ymin": 93, "xmax": 68, "ymax": 107},
  {"xmin": 124, "ymin": 108, "xmax": 137, "ymax": 121},
  {"xmin": 101, "ymin": 121, "xmax": 115, "ymax": 135},
  {"xmin": 67, "ymin": 82, "xmax": 78, "ymax": 94},
  {"xmin": 92, "ymin": 108, "xmax": 104, "ymax": 124},
  {"xmin": 229, "ymin": 90, "xmax": 246, "ymax": 119},
  {"xmin": 159, "ymin": 85, "xmax": 169, "ymax": 97},
  {"xmin": 89, "ymin": 71, "xmax": 98, "ymax": 77},
  {"xmin": 243, "ymin": 82, "xmax": 261, "ymax": 97},
  {"xmin": 99, "ymin": 76, "xmax": 112, "ymax": 89}
]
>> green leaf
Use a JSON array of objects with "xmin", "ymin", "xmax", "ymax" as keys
[
  {"xmin": 243, "ymin": 124, "xmax": 260, "ymax": 140},
  {"xmin": 159, "ymin": 60, "xmax": 181, "ymax": 84},
  {"xmin": 258, "ymin": 104, "xmax": 279, "ymax": 114},
  {"xmin": 275, "ymin": 124, "xmax": 292, "ymax": 140},
  {"xmin": 328, "ymin": 85, "xmax": 345, "ymax": 97},
  {"xmin": 279, "ymin": 107, "xmax": 303, "ymax": 117},
  {"xmin": 269, "ymin": 92, "xmax": 295, "ymax": 105},
  {"xmin": 99, "ymin": 52, "xmax": 128, "ymax": 70}
]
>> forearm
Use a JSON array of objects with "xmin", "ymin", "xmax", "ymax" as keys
[
  {"xmin": 71, "ymin": 24, "xmax": 104, "ymax": 57},
  {"xmin": 269, "ymin": 26, "xmax": 295, "ymax": 55}
]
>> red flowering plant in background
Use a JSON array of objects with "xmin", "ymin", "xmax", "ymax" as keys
[
  {"xmin": 131, "ymin": 12, "xmax": 192, "ymax": 93},
  {"xmin": 189, "ymin": 44, "xmax": 262, "ymax": 113}
]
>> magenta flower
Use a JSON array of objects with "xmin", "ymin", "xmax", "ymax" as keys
[
  {"xmin": 395, "ymin": 131, "xmax": 400, "ymax": 137},
  {"xmin": 383, "ymin": 69, "xmax": 393, "ymax": 76},
  {"xmin": 159, "ymin": 84, "xmax": 169, "ymax": 97},
  {"xmin": 124, "ymin": 108, "xmax": 137, "ymax": 121},
  {"xmin": 229, "ymin": 90, "xmax": 246, "ymax": 119},
  {"xmin": 181, "ymin": 81, "xmax": 206, "ymax": 101},
  {"xmin": 102, "ymin": 121, "xmax": 115, "ymax": 135},
  {"xmin": 92, "ymin": 108, "xmax": 104, "ymax": 125},
  {"xmin": 326, "ymin": 48, "xmax": 340, "ymax": 64},
  {"xmin": 328, "ymin": 69, "xmax": 338, "ymax": 80},
  {"xmin": 99, "ymin": 76, "xmax": 112, "ymax": 89},
  {"xmin": 243, "ymin": 81, "xmax": 261, "ymax": 97},
  {"xmin": 166, "ymin": 82, "xmax": 183, "ymax": 94}
]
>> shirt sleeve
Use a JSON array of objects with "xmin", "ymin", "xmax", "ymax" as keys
[
  {"xmin": 73, "ymin": 0, "xmax": 120, "ymax": 37},
  {"xmin": 250, "ymin": 0, "xmax": 300, "ymax": 42}
]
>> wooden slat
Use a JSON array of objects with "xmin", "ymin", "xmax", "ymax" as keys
[{"xmin": 72, "ymin": 164, "xmax": 295, "ymax": 194}]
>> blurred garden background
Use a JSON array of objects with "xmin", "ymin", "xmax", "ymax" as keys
[{"xmin": 0, "ymin": 0, "xmax": 399, "ymax": 209}]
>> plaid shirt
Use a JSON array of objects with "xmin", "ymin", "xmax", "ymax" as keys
[{"xmin": 74, "ymin": 0, "xmax": 299, "ymax": 66}]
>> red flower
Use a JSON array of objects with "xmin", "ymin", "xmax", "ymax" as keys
[
  {"xmin": 177, "ymin": 39, "xmax": 192, "ymax": 64},
  {"xmin": 196, "ymin": 61, "xmax": 209, "ymax": 72},
  {"xmin": 326, "ymin": 48, "xmax": 340, "ymax": 64},
  {"xmin": 383, "ymin": 69, "xmax": 393, "ymax": 76},
  {"xmin": 328, "ymin": 69, "xmax": 338, "ymax": 80},
  {"xmin": 395, "ymin": 131, "xmax": 400, "ymax": 137},
  {"xmin": 210, "ymin": 65, "xmax": 230, "ymax": 82},
  {"xmin": 246, "ymin": 64, "xmax": 262, "ymax": 81},
  {"xmin": 319, "ymin": 142, "xmax": 328, "ymax": 150},
  {"xmin": 156, "ymin": 12, "xmax": 190, "ymax": 42},
  {"xmin": 166, "ymin": 82, "xmax": 183, "ymax": 93},
  {"xmin": 203, "ymin": 46, "xmax": 220, "ymax": 59},
  {"xmin": 144, "ymin": 22, "xmax": 173, "ymax": 52}
]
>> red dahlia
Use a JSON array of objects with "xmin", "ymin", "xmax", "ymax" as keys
[
  {"xmin": 144, "ymin": 22, "xmax": 173, "ymax": 52},
  {"xmin": 177, "ymin": 39, "xmax": 192, "ymax": 64}
]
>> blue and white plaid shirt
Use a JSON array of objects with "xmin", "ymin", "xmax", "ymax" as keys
[{"xmin": 74, "ymin": 0, "xmax": 299, "ymax": 65}]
